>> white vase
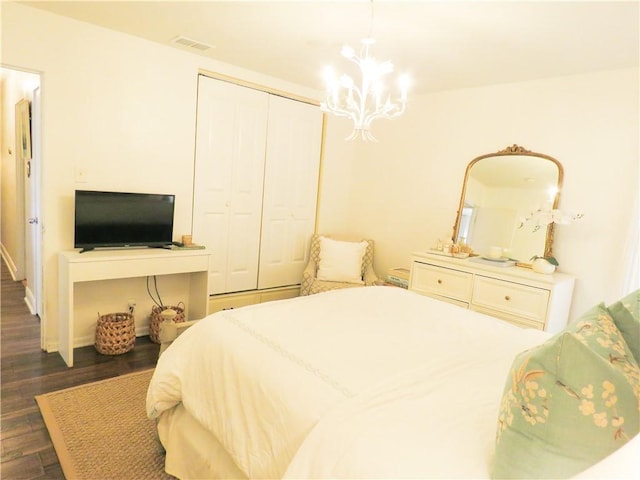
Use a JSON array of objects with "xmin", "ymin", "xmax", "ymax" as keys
[{"xmin": 532, "ymin": 258, "xmax": 556, "ymax": 274}]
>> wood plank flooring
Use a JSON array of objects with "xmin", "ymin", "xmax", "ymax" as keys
[{"xmin": 0, "ymin": 259, "xmax": 160, "ymax": 479}]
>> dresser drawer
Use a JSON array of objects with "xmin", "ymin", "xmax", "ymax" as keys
[
  {"xmin": 410, "ymin": 262, "xmax": 472, "ymax": 302},
  {"xmin": 472, "ymin": 276, "xmax": 550, "ymax": 324}
]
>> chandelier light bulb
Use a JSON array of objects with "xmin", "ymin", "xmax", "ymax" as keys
[
  {"xmin": 398, "ymin": 74, "xmax": 410, "ymax": 101},
  {"xmin": 340, "ymin": 74, "xmax": 354, "ymax": 89},
  {"xmin": 378, "ymin": 61, "xmax": 394, "ymax": 76},
  {"xmin": 341, "ymin": 45, "xmax": 356, "ymax": 59},
  {"xmin": 322, "ymin": 38, "xmax": 409, "ymax": 141}
]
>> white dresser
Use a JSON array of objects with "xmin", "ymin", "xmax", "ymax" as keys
[{"xmin": 409, "ymin": 252, "xmax": 575, "ymax": 333}]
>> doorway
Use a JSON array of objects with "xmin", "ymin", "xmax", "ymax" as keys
[{"xmin": 1, "ymin": 67, "xmax": 44, "ymax": 346}]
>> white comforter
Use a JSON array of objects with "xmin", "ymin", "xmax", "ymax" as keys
[{"xmin": 146, "ymin": 286, "xmax": 549, "ymax": 479}]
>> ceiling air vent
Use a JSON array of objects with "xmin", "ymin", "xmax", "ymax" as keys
[{"xmin": 171, "ymin": 36, "xmax": 213, "ymax": 51}]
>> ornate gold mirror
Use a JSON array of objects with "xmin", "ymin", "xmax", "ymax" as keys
[{"xmin": 452, "ymin": 144, "xmax": 563, "ymax": 262}]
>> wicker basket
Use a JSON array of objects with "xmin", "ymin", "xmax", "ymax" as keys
[
  {"xmin": 149, "ymin": 303, "xmax": 185, "ymax": 344},
  {"xmin": 95, "ymin": 312, "xmax": 135, "ymax": 355}
]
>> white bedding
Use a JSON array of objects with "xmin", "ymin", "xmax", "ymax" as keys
[{"xmin": 147, "ymin": 286, "xmax": 550, "ymax": 479}]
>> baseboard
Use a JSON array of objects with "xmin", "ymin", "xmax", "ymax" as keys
[
  {"xmin": 47, "ymin": 325, "xmax": 153, "ymax": 353},
  {"xmin": 71, "ymin": 326, "xmax": 152, "ymax": 350},
  {"xmin": 0, "ymin": 244, "xmax": 20, "ymax": 281},
  {"xmin": 24, "ymin": 285, "xmax": 37, "ymax": 315}
]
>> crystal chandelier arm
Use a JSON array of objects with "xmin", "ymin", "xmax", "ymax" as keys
[
  {"xmin": 324, "ymin": 78, "xmax": 358, "ymax": 112},
  {"xmin": 362, "ymin": 95, "xmax": 406, "ymax": 126},
  {"xmin": 323, "ymin": 94, "xmax": 363, "ymax": 128}
]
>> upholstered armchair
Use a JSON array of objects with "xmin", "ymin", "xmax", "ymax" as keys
[{"xmin": 300, "ymin": 234, "xmax": 379, "ymax": 296}]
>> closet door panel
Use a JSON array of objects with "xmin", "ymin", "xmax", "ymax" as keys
[
  {"xmin": 226, "ymin": 212, "xmax": 259, "ymax": 292},
  {"xmin": 258, "ymin": 96, "xmax": 322, "ymax": 289},
  {"xmin": 193, "ymin": 76, "xmax": 268, "ymax": 294},
  {"xmin": 197, "ymin": 212, "xmax": 228, "ymax": 294}
]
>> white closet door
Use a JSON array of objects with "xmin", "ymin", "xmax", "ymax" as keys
[
  {"xmin": 258, "ymin": 96, "xmax": 323, "ymax": 289},
  {"xmin": 193, "ymin": 76, "xmax": 269, "ymax": 294}
]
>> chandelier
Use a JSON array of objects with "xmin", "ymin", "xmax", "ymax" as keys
[{"xmin": 321, "ymin": 37, "xmax": 410, "ymax": 142}]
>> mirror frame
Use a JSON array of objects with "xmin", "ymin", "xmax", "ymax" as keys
[{"xmin": 452, "ymin": 144, "xmax": 564, "ymax": 261}]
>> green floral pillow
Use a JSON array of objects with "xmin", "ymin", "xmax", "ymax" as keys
[
  {"xmin": 608, "ymin": 290, "xmax": 640, "ymax": 364},
  {"xmin": 491, "ymin": 303, "xmax": 640, "ymax": 479}
]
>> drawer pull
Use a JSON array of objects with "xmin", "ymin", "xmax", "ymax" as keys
[
  {"xmin": 437, "ymin": 279, "xmax": 443, "ymax": 284},
  {"xmin": 505, "ymin": 295, "xmax": 511, "ymax": 301}
]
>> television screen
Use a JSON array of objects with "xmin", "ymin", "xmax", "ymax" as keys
[{"xmin": 74, "ymin": 190, "xmax": 175, "ymax": 252}]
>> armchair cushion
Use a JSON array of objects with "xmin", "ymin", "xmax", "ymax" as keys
[
  {"xmin": 300, "ymin": 234, "xmax": 378, "ymax": 296},
  {"xmin": 317, "ymin": 237, "xmax": 368, "ymax": 284}
]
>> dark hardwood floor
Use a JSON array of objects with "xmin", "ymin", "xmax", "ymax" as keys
[{"xmin": 0, "ymin": 259, "xmax": 160, "ymax": 479}]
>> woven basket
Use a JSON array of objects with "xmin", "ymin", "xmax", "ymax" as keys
[
  {"xmin": 149, "ymin": 303, "xmax": 185, "ymax": 344},
  {"xmin": 95, "ymin": 312, "xmax": 135, "ymax": 355}
]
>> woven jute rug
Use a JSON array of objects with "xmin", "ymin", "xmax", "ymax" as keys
[{"xmin": 35, "ymin": 369, "xmax": 174, "ymax": 480}]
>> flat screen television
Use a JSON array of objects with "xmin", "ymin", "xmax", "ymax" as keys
[{"xmin": 74, "ymin": 190, "xmax": 175, "ymax": 252}]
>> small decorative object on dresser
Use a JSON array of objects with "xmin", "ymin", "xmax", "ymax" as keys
[
  {"xmin": 409, "ymin": 251, "xmax": 575, "ymax": 332},
  {"xmin": 530, "ymin": 255, "xmax": 558, "ymax": 274}
]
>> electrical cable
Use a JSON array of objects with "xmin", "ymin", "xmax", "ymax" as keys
[
  {"xmin": 146, "ymin": 275, "xmax": 164, "ymax": 308},
  {"xmin": 154, "ymin": 276, "xmax": 165, "ymax": 307}
]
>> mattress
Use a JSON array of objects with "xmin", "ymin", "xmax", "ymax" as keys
[{"xmin": 147, "ymin": 286, "xmax": 551, "ymax": 479}]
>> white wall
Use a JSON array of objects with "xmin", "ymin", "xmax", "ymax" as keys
[{"xmin": 342, "ymin": 68, "xmax": 639, "ymax": 321}]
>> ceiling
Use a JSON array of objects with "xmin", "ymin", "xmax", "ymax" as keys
[{"xmin": 19, "ymin": 1, "xmax": 640, "ymax": 95}]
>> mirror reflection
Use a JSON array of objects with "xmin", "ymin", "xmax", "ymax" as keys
[{"xmin": 453, "ymin": 145, "xmax": 562, "ymax": 262}]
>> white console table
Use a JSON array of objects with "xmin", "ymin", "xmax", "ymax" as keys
[{"xmin": 58, "ymin": 248, "xmax": 210, "ymax": 367}]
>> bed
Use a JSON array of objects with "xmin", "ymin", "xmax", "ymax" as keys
[{"xmin": 146, "ymin": 286, "xmax": 639, "ymax": 479}]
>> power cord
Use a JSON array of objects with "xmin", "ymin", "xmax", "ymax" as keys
[
  {"xmin": 146, "ymin": 275, "xmax": 165, "ymax": 309},
  {"xmin": 146, "ymin": 276, "xmax": 185, "ymax": 317}
]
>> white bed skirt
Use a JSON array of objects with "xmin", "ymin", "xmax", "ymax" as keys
[{"xmin": 158, "ymin": 402, "xmax": 248, "ymax": 479}]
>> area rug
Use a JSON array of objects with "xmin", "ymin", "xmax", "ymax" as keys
[{"xmin": 35, "ymin": 369, "xmax": 174, "ymax": 480}]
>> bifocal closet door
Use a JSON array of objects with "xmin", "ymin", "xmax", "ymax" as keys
[
  {"xmin": 258, "ymin": 96, "xmax": 323, "ymax": 289},
  {"xmin": 193, "ymin": 76, "xmax": 268, "ymax": 294}
]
